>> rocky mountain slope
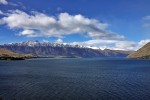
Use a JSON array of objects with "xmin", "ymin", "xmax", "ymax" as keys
[
  {"xmin": 128, "ymin": 42, "xmax": 150, "ymax": 59},
  {"xmin": 0, "ymin": 40, "xmax": 132, "ymax": 58}
]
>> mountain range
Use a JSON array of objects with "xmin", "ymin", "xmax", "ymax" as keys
[{"xmin": 0, "ymin": 40, "xmax": 132, "ymax": 58}]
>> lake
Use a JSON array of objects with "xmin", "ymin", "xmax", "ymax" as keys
[{"xmin": 0, "ymin": 58, "xmax": 150, "ymax": 100}]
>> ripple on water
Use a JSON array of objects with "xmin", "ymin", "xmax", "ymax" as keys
[{"xmin": 0, "ymin": 59, "xmax": 150, "ymax": 100}]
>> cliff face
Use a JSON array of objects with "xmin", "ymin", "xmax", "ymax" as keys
[
  {"xmin": 0, "ymin": 41, "xmax": 131, "ymax": 58},
  {"xmin": 128, "ymin": 42, "xmax": 150, "ymax": 59}
]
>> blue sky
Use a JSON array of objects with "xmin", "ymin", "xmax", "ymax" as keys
[{"xmin": 0, "ymin": 0, "xmax": 150, "ymax": 50}]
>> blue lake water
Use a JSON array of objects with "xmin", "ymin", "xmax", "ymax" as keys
[{"xmin": 0, "ymin": 58, "xmax": 150, "ymax": 100}]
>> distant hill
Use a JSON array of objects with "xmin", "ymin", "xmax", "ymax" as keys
[
  {"xmin": 0, "ymin": 48, "xmax": 32, "ymax": 60},
  {"xmin": 0, "ymin": 40, "xmax": 132, "ymax": 58},
  {"xmin": 97, "ymin": 49, "xmax": 132, "ymax": 57},
  {"xmin": 0, "ymin": 48, "xmax": 19, "ymax": 57},
  {"xmin": 128, "ymin": 42, "xmax": 150, "ymax": 59}
]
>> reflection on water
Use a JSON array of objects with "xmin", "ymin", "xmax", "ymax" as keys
[{"xmin": 0, "ymin": 58, "xmax": 150, "ymax": 100}]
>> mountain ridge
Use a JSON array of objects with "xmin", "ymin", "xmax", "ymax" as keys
[{"xmin": 0, "ymin": 40, "xmax": 132, "ymax": 58}]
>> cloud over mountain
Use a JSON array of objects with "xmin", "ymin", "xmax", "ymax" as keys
[
  {"xmin": 1, "ymin": 9, "xmax": 148, "ymax": 51},
  {"xmin": 71, "ymin": 39, "xmax": 150, "ymax": 51},
  {"xmin": 0, "ymin": 10, "xmax": 124, "ymax": 39}
]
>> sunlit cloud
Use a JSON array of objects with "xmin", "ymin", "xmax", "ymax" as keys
[{"xmin": 0, "ymin": 10, "xmax": 125, "ymax": 40}]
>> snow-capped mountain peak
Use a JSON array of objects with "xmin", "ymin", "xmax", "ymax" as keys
[{"xmin": 21, "ymin": 40, "xmax": 41, "ymax": 46}]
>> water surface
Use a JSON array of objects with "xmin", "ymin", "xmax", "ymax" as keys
[{"xmin": 0, "ymin": 58, "xmax": 150, "ymax": 100}]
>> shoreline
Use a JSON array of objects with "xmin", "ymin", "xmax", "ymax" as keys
[{"xmin": 0, "ymin": 56, "xmax": 80, "ymax": 60}]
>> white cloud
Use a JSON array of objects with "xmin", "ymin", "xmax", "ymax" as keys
[
  {"xmin": 0, "ymin": 10, "xmax": 3, "ymax": 15},
  {"xmin": 0, "ymin": 10, "xmax": 125, "ymax": 39},
  {"xmin": 143, "ymin": 16, "xmax": 150, "ymax": 28},
  {"xmin": 138, "ymin": 39, "xmax": 150, "ymax": 46},
  {"xmin": 55, "ymin": 38, "xmax": 63, "ymax": 43},
  {"xmin": 43, "ymin": 39, "xmax": 49, "ymax": 43},
  {"xmin": 70, "ymin": 39, "xmax": 150, "ymax": 51},
  {"xmin": 1, "ymin": 10, "xmax": 148, "ymax": 51},
  {"xmin": 18, "ymin": 30, "xmax": 39, "ymax": 37},
  {"xmin": 0, "ymin": 0, "xmax": 8, "ymax": 5},
  {"xmin": 143, "ymin": 16, "xmax": 150, "ymax": 20}
]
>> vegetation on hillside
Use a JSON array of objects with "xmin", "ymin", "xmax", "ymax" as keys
[
  {"xmin": 0, "ymin": 48, "xmax": 32, "ymax": 60},
  {"xmin": 128, "ymin": 42, "xmax": 150, "ymax": 59}
]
